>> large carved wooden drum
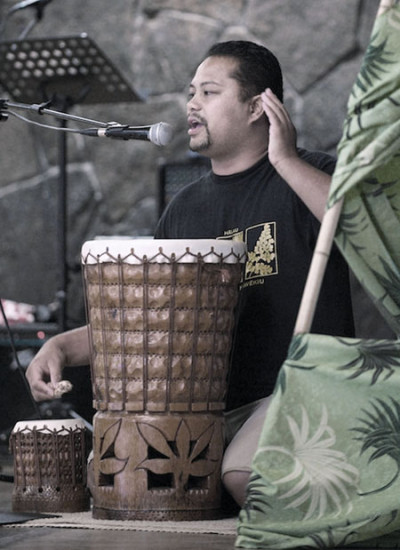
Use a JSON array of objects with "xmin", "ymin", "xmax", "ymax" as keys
[
  {"xmin": 81, "ymin": 239, "xmax": 246, "ymax": 520},
  {"xmin": 10, "ymin": 419, "xmax": 90, "ymax": 513}
]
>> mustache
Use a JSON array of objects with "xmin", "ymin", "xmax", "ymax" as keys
[{"xmin": 188, "ymin": 115, "xmax": 207, "ymax": 126}]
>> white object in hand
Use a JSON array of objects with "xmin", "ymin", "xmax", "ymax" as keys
[{"xmin": 53, "ymin": 380, "xmax": 73, "ymax": 398}]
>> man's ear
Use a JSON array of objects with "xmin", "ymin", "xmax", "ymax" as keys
[{"xmin": 249, "ymin": 95, "xmax": 264, "ymax": 122}]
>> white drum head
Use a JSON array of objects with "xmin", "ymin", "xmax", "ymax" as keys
[{"xmin": 81, "ymin": 238, "xmax": 247, "ymax": 265}]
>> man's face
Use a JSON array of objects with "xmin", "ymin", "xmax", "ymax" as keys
[{"xmin": 187, "ymin": 56, "xmax": 251, "ymax": 159}]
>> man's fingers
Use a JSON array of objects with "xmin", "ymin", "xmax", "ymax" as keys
[
  {"xmin": 29, "ymin": 381, "xmax": 57, "ymax": 402},
  {"xmin": 261, "ymin": 89, "xmax": 290, "ymax": 124}
]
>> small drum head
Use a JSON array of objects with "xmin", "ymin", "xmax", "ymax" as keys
[{"xmin": 12, "ymin": 418, "xmax": 86, "ymax": 434}]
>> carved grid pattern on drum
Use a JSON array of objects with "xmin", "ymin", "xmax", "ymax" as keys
[
  {"xmin": 11, "ymin": 427, "xmax": 87, "ymax": 488},
  {"xmin": 10, "ymin": 425, "xmax": 90, "ymax": 514},
  {"xmin": 83, "ymin": 250, "xmax": 243, "ymax": 414}
]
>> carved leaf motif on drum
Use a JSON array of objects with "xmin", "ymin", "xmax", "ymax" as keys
[
  {"xmin": 136, "ymin": 420, "xmax": 218, "ymax": 492},
  {"xmin": 98, "ymin": 419, "xmax": 129, "ymax": 485}
]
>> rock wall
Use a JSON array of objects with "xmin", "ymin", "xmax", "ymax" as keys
[{"xmin": 0, "ymin": 0, "xmax": 390, "ymax": 337}]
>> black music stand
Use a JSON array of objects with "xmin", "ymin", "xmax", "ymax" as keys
[{"xmin": 0, "ymin": 33, "xmax": 142, "ymax": 331}]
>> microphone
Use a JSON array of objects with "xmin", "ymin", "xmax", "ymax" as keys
[
  {"xmin": 8, "ymin": 0, "xmax": 53, "ymax": 13},
  {"xmin": 80, "ymin": 122, "xmax": 174, "ymax": 147}
]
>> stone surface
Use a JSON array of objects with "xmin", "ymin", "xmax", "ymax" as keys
[
  {"xmin": 302, "ymin": 56, "xmax": 365, "ymax": 152},
  {"xmin": 244, "ymin": 0, "xmax": 360, "ymax": 92}
]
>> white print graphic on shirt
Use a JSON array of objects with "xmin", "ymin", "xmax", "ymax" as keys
[{"xmin": 220, "ymin": 222, "xmax": 278, "ymax": 283}]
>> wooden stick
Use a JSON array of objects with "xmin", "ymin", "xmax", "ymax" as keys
[
  {"xmin": 294, "ymin": 198, "xmax": 344, "ymax": 334},
  {"xmin": 378, "ymin": 0, "xmax": 393, "ymax": 17}
]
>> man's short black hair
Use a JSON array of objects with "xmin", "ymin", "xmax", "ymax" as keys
[{"xmin": 205, "ymin": 40, "xmax": 283, "ymax": 103}]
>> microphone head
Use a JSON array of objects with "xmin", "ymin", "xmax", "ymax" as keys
[{"xmin": 148, "ymin": 122, "xmax": 174, "ymax": 146}]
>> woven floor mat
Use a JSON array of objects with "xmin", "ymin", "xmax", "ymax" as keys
[{"xmin": 4, "ymin": 510, "xmax": 238, "ymax": 535}]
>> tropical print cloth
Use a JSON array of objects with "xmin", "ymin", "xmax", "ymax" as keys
[{"xmin": 236, "ymin": 2, "xmax": 400, "ymax": 548}]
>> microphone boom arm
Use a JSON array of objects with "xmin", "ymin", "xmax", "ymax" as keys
[
  {"xmin": 0, "ymin": 98, "xmax": 173, "ymax": 146},
  {"xmin": 0, "ymin": 98, "xmax": 116, "ymax": 128}
]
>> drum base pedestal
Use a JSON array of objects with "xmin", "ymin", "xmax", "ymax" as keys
[{"xmin": 91, "ymin": 411, "xmax": 225, "ymax": 521}]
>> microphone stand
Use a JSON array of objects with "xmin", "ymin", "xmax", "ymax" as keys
[
  {"xmin": 17, "ymin": 14, "xmax": 42, "ymax": 40},
  {"xmin": 0, "ymin": 2, "xmax": 46, "ymax": 41},
  {"xmin": 0, "ymin": 32, "xmax": 141, "ymax": 333},
  {"xmin": 57, "ymin": 102, "xmax": 70, "ymax": 332},
  {"xmin": 0, "ymin": 35, "xmax": 140, "ymax": 454}
]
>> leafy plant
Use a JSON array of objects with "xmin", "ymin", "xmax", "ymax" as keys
[
  {"xmin": 256, "ymin": 406, "xmax": 359, "ymax": 520},
  {"xmin": 354, "ymin": 35, "xmax": 394, "ymax": 95},
  {"xmin": 352, "ymin": 397, "xmax": 400, "ymax": 494},
  {"xmin": 241, "ymin": 472, "xmax": 272, "ymax": 522},
  {"xmin": 338, "ymin": 339, "xmax": 400, "ymax": 384}
]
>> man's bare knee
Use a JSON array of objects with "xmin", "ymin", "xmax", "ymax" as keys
[{"xmin": 222, "ymin": 470, "xmax": 250, "ymax": 507}]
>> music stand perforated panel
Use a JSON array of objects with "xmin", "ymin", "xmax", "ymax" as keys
[{"xmin": 0, "ymin": 33, "xmax": 141, "ymax": 104}]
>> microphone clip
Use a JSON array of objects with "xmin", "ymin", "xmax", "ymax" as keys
[
  {"xmin": 0, "ymin": 99, "xmax": 9, "ymax": 122},
  {"xmin": 32, "ymin": 100, "xmax": 54, "ymax": 115}
]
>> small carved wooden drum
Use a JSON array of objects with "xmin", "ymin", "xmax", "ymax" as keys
[
  {"xmin": 10, "ymin": 419, "xmax": 90, "ymax": 513},
  {"xmin": 81, "ymin": 239, "xmax": 246, "ymax": 520}
]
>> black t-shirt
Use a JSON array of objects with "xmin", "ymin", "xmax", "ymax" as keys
[{"xmin": 155, "ymin": 151, "xmax": 355, "ymax": 409}]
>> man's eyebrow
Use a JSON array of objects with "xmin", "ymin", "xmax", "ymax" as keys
[{"xmin": 189, "ymin": 80, "xmax": 223, "ymax": 89}]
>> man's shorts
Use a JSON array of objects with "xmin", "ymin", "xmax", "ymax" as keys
[{"xmin": 222, "ymin": 395, "xmax": 272, "ymax": 477}]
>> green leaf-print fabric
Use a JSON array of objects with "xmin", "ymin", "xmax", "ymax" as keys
[
  {"xmin": 237, "ymin": 3, "xmax": 400, "ymax": 548},
  {"xmin": 328, "ymin": 1, "xmax": 400, "ymax": 335},
  {"xmin": 237, "ymin": 334, "xmax": 400, "ymax": 548}
]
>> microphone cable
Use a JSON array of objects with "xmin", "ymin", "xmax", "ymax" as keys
[
  {"xmin": 0, "ymin": 300, "xmax": 44, "ymax": 482},
  {"xmin": 0, "ymin": 299, "xmax": 42, "ymax": 419}
]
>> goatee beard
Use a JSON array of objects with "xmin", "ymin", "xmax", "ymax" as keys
[{"xmin": 189, "ymin": 128, "xmax": 211, "ymax": 152}]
